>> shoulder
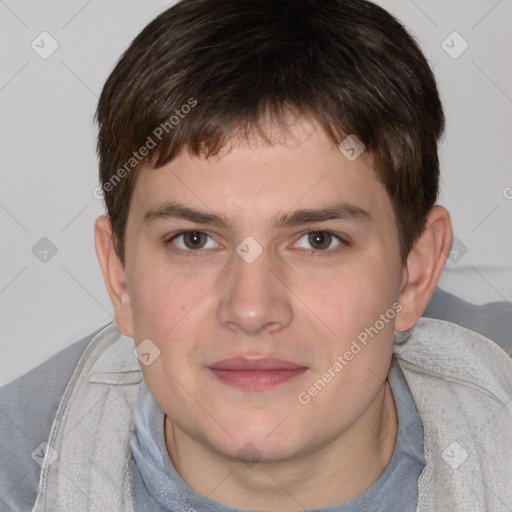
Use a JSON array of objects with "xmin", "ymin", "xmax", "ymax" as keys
[
  {"xmin": 423, "ymin": 286, "xmax": 512, "ymax": 355},
  {"xmin": 0, "ymin": 324, "xmax": 111, "ymax": 512},
  {"xmin": 395, "ymin": 317, "xmax": 512, "ymax": 402},
  {"xmin": 397, "ymin": 318, "xmax": 512, "ymax": 508}
]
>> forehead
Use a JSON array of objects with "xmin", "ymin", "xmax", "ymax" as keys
[{"xmin": 129, "ymin": 118, "xmax": 392, "ymax": 227}]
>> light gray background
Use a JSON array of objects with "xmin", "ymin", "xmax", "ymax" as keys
[{"xmin": 1, "ymin": 0, "xmax": 511, "ymax": 387}]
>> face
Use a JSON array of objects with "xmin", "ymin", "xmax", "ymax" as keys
[{"xmin": 121, "ymin": 118, "xmax": 405, "ymax": 463}]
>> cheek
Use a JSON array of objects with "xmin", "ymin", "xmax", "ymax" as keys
[
  {"xmin": 129, "ymin": 266, "xmax": 205, "ymax": 395},
  {"xmin": 296, "ymin": 258, "xmax": 399, "ymax": 338},
  {"xmin": 128, "ymin": 257, "xmax": 201, "ymax": 340},
  {"xmin": 293, "ymin": 263, "xmax": 399, "ymax": 424}
]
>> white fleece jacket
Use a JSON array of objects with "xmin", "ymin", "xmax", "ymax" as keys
[{"xmin": 30, "ymin": 318, "xmax": 512, "ymax": 512}]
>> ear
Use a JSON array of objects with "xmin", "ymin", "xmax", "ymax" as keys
[
  {"xmin": 395, "ymin": 206, "xmax": 453, "ymax": 332},
  {"xmin": 94, "ymin": 215, "xmax": 134, "ymax": 337}
]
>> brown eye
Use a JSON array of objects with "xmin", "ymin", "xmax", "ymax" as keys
[
  {"xmin": 166, "ymin": 230, "xmax": 219, "ymax": 256},
  {"xmin": 307, "ymin": 231, "xmax": 333, "ymax": 250},
  {"xmin": 182, "ymin": 231, "xmax": 208, "ymax": 249}
]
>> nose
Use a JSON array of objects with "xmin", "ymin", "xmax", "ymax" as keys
[{"xmin": 216, "ymin": 245, "xmax": 294, "ymax": 335}]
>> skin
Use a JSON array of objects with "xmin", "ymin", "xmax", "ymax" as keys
[{"xmin": 95, "ymin": 116, "xmax": 452, "ymax": 511}]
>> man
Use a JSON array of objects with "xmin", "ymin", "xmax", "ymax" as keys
[{"xmin": 1, "ymin": 0, "xmax": 511, "ymax": 511}]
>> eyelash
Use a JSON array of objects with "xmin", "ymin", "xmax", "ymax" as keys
[
  {"xmin": 164, "ymin": 230, "xmax": 349, "ymax": 258},
  {"xmin": 294, "ymin": 229, "xmax": 348, "ymax": 258},
  {"xmin": 164, "ymin": 231, "xmax": 219, "ymax": 257}
]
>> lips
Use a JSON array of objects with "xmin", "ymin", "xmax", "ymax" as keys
[
  {"xmin": 208, "ymin": 357, "xmax": 308, "ymax": 390},
  {"xmin": 208, "ymin": 357, "xmax": 306, "ymax": 371}
]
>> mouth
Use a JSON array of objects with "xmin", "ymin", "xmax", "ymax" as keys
[{"xmin": 208, "ymin": 357, "xmax": 308, "ymax": 390}]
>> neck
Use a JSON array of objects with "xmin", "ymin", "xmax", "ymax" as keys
[{"xmin": 164, "ymin": 382, "xmax": 398, "ymax": 511}]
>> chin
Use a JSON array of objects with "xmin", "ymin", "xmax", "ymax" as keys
[{"xmin": 209, "ymin": 420, "xmax": 308, "ymax": 464}]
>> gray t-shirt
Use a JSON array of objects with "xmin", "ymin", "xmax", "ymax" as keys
[{"xmin": 129, "ymin": 357, "xmax": 425, "ymax": 512}]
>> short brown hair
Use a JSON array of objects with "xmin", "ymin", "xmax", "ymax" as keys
[{"xmin": 95, "ymin": 0, "xmax": 444, "ymax": 265}]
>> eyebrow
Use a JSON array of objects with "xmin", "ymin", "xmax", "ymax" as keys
[
  {"xmin": 271, "ymin": 203, "xmax": 372, "ymax": 228},
  {"xmin": 142, "ymin": 202, "xmax": 232, "ymax": 228},
  {"xmin": 141, "ymin": 201, "xmax": 373, "ymax": 229}
]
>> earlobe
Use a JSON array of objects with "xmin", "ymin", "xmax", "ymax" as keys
[
  {"xmin": 395, "ymin": 206, "xmax": 453, "ymax": 332},
  {"xmin": 94, "ymin": 215, "xmax": 134, "ymax": 337}
]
